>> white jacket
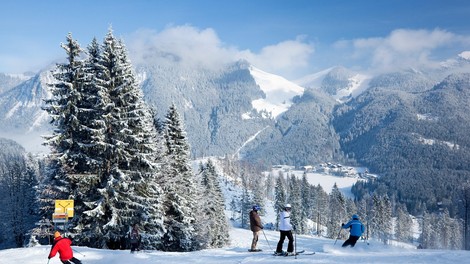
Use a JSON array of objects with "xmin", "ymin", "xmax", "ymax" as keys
[{"xmin": 278, "ymin": 210, "xmax": 292, "ymax": 231}]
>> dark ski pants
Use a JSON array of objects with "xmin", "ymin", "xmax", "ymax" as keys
[
  {"xmin": 276, "ymin": 230, "xmax": 294, "ymax": 253},
  {"xmin": 61, "ymin": 257, "xmax": 82, "ymax": 264},
  {"xmin": 131, "ymin": 242, "xmax": 140, "ymax": 252},
  {"xmin": 342, "ymin": 235, "xmax": 360, "ymax": 247}
]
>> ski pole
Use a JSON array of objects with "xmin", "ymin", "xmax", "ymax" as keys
[
  {"xmin": 47, "ymin": 259, "xmax": 50, "ymax": 264},
  {"xmin": 334, "ymin": 227, "xmax": 342, "ymax": 245},
  {"xmin": 72, "ymin": 247, "xmax": 86, "ymax": 257},
  {"xmin": 294, "ymin": 229, "xmax": 297, "ymax": 260},
  {"xmin": 261, "ymin": 229, "xmax": 272, "ymax": 251}
]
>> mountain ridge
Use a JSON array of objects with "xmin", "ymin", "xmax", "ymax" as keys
[{"xmin": 2, "ymin": 52, "xmax": 470, "ymax": 214}]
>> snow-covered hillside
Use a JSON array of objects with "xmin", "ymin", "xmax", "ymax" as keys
[
  {"xmin": 1, "ymin": 159, "xmax": 467, "ymax": 263},
  {"xmin": 248, "ymin": 66, "xmax": 304, "ymax": 118},
  {"xmin": 265, "ymin": 164, "xmax": 371, "ymax": 198},
  {"xmin": 2, "ymin": 228, "xmax": 469, "ymax": 264},
  {"xmin": 295, "ymin": 66, "xmax": 371, "ymax": 102}
]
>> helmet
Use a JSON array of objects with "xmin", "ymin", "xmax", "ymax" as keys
[
  {"xmin": 253, "ymin": 205, "xmax": 260, "ymax": 211},
  {"xmin": 352, "ymin": 214, "xmax": 359, "ymax": 220},
  {"xmin": 285, "ymin": 203, "xmax": 292, "ymax": 209},
  {"xmin": 54, "ymin": 231, "xmax": 61, "ymax": 238}
]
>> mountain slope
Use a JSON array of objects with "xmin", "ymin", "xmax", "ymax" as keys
[
  {"xmin": 248, "ymin": 66, "xmax": 304, "ymax": 118},
  {"xmin": 296, "ymin": 66, "xmax": 370, "ymax": 102},
  {"xmin": 241, "ymin": 88, "xmax": 341, "ymax": 166},
  {"xmin": 0, "ymin": 72, "xmax": 51, "ymax": 152},
  {"xmin": 333, "ymin": 73, "xmax": 470, "ymax": 213}
]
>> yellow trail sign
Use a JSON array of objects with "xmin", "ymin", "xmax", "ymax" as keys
[{"xmin": 55, "ymin": 200, "xmax": 74, "ymax": 218}]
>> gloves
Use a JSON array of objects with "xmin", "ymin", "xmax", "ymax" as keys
[{"xmin": 341, "ymin": 223, "xmax": 345, "ymax": 227}]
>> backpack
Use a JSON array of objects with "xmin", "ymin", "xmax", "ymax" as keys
[{"xmin": 130, "ymin": 230, "xmax": 139, "ymax": 243}]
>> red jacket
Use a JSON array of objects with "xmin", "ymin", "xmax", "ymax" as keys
[{"xmin": 48, "ymin": 236, "xmax": 73, "ymax": 261}]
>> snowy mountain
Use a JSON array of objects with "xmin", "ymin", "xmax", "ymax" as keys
[
  {"xmin": 248, "ymin": 66, "xmax": 304, "ymax": 118},
  {"xmin": 295, "ymin": 66, "xmax": 370, "ymax": 102},
  {"xmin": 0, "ymin": 72, "xmax": 31, "ymax": 94},
  {"xmin": 2, "ymin": 52, "xmax": 470, "ymax": 208},
  {"xmin": 0, "ymin": 71, "xmax": 51, "ymax": 152}
]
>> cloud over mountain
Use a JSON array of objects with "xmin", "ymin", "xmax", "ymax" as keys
[
  {"xmin": 333, "ymin": 28, "xmax": 470, "ymax": 73},
  {"xmin": 127, "ymin": 25, "xmax": 314, "ymax": 79}
]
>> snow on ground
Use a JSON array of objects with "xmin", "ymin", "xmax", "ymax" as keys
[
  {"xmin": 267, "ymin": 166, "xmax": 367, "ymax": 198},
  {"xmin": 299, "ymin": 172, "xmax": 360, "ymax": 198},
  {"xmin": 2, "ymin": 227, "xmax": 469, "ymax": 264},
  {"xmin": 2, "ymin": 160, "xmax": 469, "ymax": 263},
  {"xmin": 249, "ymin": 66, "xmax": 304, "ymax": 119}
]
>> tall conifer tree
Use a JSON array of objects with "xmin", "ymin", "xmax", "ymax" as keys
[
  {"xmin": 42, "ymin": 33, "xmax": 85, "ymax": 222},
  {"xmin": 327, "ymin": 183, "xmax": 346, "ymax": 238},
  {"xmin": 43, "ymin": 30, "xmax": 165, "ymax": 248},
  {"xmin": 198, "ymin": 159, "xmax": 229, "ymax": 248},
  {"xmin": 161, "ymin": 103, "xmax": 197, "ymax": 251},
  {"xmin": 274, "ymin": 174, "xmax": 287, "ymax": 229}
]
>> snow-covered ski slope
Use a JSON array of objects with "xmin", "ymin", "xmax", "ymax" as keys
[{"xmin": 1, "ymin": 227, "xmax": 469, "ymax": 264}]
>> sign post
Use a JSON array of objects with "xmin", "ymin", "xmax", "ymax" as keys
[{"xmin": 53, "ymin": 200, "xmax": 74, "ymax": 234}]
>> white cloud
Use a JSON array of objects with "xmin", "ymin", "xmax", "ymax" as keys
[
  {"xmin": 237, "ymin": 36, "xmax": 314, "ymax": 79},
  {"xmin": 337, "ymin": 28, "xmax": 470, "ymax": 72},
  {"xmin": 126, "ymin": 26, "xmax": 470, "ymax": 78},
  {"xmin": 127, "ymin": 25, "xmax": 314, "ymax": 78}
]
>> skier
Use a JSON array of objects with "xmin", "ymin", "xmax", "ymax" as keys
[
  {"xmin": 275, "ymin": 204, "xmax": 294, "ymax": 256},
  {"xmin": 249, "ymin": 205, "xmax": 263, "ymax": 252},
  {"xmin": 341, "ymin": 214, "xmax": 365, "ymax": 248},
  {"xmin": 128, "ymin": 224, "xmax": 141, "ymax": 253},
  {"xmin": 48, "ymin": 231, "xmax": 82, "ymax": 264}
]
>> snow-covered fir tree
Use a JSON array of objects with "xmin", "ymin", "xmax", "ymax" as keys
[
  {"xmin": 197, "ymin": 159, "xmax": 229, "ymax": 248},
  {"xmin": 265, "ymin": 172, "xmax": 275, "ymax": 200},
  {"xmin": 0, "ymin": 141, "xmax": 39, "ymax": 248},
  {"xmin": 395, "ymin": 204, "xmax": 413, "ymax": 243},
  {"xmin": 274, "ymin": 173, "xmax": 287, "ymax": 229},
  {"xmin": 161, "ymin": 103, "xmax": 198, "ymax": 251},
  {"xmin": 421, "ymin": 210, "xmax": 463, "ymax": 249},
  {"xmin": 299, "ymin": 173, "xmax": 311, "ymax": 234},
  {"xmin": 42, "ymin": 33, "xmax": 83, "ymax": 204},
  {"xmin": 91, "ymin": 29, "xmax": 165, "ymax": 248},
  {"xmin": 41, "ymin": 33, "xmax": 87, "ymax": 226},
  {"xmin": 42, "ymin": 30, "xmax": 165, "ymax": 249},
  {"xmin": 370, "ymin": 194, "xmax": 392, "ymax": 244},
  {"xmin": 287, "ymin": 174, "xmax": 302, "ymax": 233},
  {"xmin": 68, "ymin": 36, "xmax": 110, "ymax": 246},
  {"xmin": 310, "ymin": 184, "xmax": 328, "ymax": 236},
  {"xmin": 43, "ymin": 33, "xmax": 85, "ymax": 174},
  {"xmin": 327, "ymin": 183, "xmax": 347, "ymax": 239},
  {"xmin": 239, "ymin": 171, "xmax": 254, "ymax": 229},
  {"xmin": 251, "ymin": 174, "xmax": 265, "ymax": 215}
]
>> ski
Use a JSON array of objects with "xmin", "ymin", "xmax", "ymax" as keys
[
  {"xmin": 299, "ymin": 251, "xmax": 315, "ymax": 255},
  {"xmin": 248, "ymin": 249, "xmax": 263, "ymax": 252},
  {"xmin": 273, "ymin": 250, "xmax": 311, "ymax": 256}
]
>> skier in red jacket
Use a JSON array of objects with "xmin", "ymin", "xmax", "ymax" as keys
[{"xmin": 48, "ymin": 231, "xmax": 82, "ymax": 264}]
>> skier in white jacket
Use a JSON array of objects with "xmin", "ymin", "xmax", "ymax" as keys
[{"xmin": 275, "ymin": 204, "xmax": 294, "ymax": 255}]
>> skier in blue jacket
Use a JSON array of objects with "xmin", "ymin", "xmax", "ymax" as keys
[{"xmin": 341, "ymin": 214, "xmax": 365, "ymax": 247}]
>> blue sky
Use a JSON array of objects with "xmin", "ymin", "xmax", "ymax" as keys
[{"xmin": 1, "ymin": 0, "xmax": 470, "ymax": 79}]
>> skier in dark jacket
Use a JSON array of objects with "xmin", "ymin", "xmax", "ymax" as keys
[
  {"xmin": 341, "ymin": 214, "xmax": 365, "ymax": 247},
  {"xmin": 128, "ymin": 224, "xmax": 142, "ymax": 253},
  {"xmin": 48, "ymin": 231, "xmax": 82, "ymax": 264},
  {"xmin": 249, "ymin": 205, "xmax": 263, "ymax": 251}
]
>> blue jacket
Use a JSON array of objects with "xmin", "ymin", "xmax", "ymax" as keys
[{"xmin": 342, "ymin": 219, "xmax": 365, "ymax": 237}]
